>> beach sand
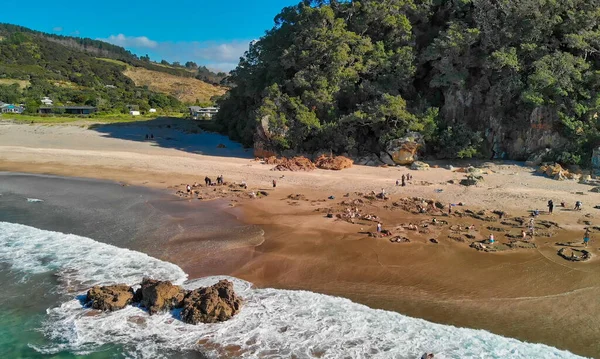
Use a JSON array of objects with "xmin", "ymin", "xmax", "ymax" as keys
[{"xmin": 1, "ymin": 119, "xmax": 600, "ymax": 357}]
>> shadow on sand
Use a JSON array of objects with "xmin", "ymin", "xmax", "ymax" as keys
[{"xmin": 88, "ymin": 117, "xmax": 253, "ymax": 159}]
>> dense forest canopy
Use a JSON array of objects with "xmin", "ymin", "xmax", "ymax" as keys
[{"xmin": 216, "ymin": 0, "xmax": 600, "ymax": 165}]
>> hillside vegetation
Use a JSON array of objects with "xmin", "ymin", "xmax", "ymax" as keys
[
  {"xmin": 0, "ymin": 23, "xmax": 227, "ymax": 113},
  {"xmin": 217, "ymin": 0, "xmax": 600, "ymax": 165},
  {"xmin": 123, "ymin": 67, "xmax": 227, "ymax": 103}
]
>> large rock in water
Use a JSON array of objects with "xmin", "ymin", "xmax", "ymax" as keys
[
  {"xmin": 181, "ymin": 280, "xmax": 242, "ymax": 324},
  {"xmin": 136, "ymin": 278, "xmax": 188, "ymax": 315},
  {"xmin": 86, "ymin": 284, "xmax": 135, "ymax": 312}
]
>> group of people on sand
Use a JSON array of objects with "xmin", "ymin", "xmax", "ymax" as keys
[
  {"xmin": 536, "ymin": 199, "xmax": 582, "ymax": 215},
  {"xmin": 144, "ymin": 134, "xmax": 154, "ymax": 140},
  {"xmin": 395, "ymin": 174, "xmax": 413, "ymax": 187}
]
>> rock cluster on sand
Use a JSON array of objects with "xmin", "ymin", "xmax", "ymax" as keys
[
  {"xmin": 537, "ymin": 163, "xmax": 581, "ymax": 181},
  {"xmin": 272, "ymin": 156, "xmax": 316, "ymax": 171},
  {"xmin": 264, "ymin": 155, "xmax": 353, "ymax": 171},
  {"xmin": 85, "ymin": 279, "xmax": 242, "ymax": 324},
  {"xmin": 314, "ymin": 155, "xmax": 354, "ymax": 170}
]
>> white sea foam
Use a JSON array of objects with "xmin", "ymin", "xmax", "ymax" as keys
[
  {"xmin": 26, "ymin": 198, "xmax": 44, "ymax": 203},
  {"xmin": 0, "ymin": 222, "xmax": 586, "ymax": 359}
]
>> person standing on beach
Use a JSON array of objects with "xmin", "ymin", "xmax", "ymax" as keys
[
  {"xmin": 273, "ymin": 179, "xmax": 277, "ymax": 188},
  {"xmin": 377, "ymin": 222, "xmax": 382, "ymax": 234},
  {"xmin": 575, "ymin": 201, "xmax": 582, "ymax": 211},
  {"xmin": 489, "ymin": 234, "xmax": 495, "ymax": 244},
  {"xmin": 396, "ymin": 179, "xmax": 400, "ymax": 186},
  {"xmin": 584, "ymin": 230, "xmax": 590, "ymax": 247},
  {"xmin": 548, "ymin": 200, "xmax": 554, "ymax": 214},
  {"xmin": 402, "ymin": 174, "xmax": 406, "ymax": 187},
  {"xmin": 186, "ymin": 184, "xmax": 191, "ymax": 193},
  {"xmin": 528, "ymin": 218, "xmax": 535, "ymax": 237}
]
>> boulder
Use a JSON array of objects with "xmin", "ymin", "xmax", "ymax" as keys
[
  {"xmin": 385, "ymin": 133, "xmax": 423, "ymax": 165},
  {"xmin": 410, "ymin": 161, "xmax": 430, "ymax": 171},
  {"xmin": 181, "ymin": 280, "xmax": 243, "ymax": 324},
  {"xmin": 466, "ymin": 166, "xmax": 484, "ymax": 176},
  {"xmin": 86, "ymin": 284, "xmax": 135, "ymax": 312},
  {"xmin": 314, "ymin": 155, "xmax": 353, "ymax": 171},
  {"xmin": 460, "ymin": 174, "xmax": 483, "ymax": 186},
  {"xmin": 136, "ymin": 278, "xmax": 188, "ymax": 315},
  {"xmin": 544, "ymin": 163, "xmax": 564, "ymax": 177}
]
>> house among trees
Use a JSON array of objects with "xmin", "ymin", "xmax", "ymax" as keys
[
  {"xmin": 39, "ymin": 106, "xmax": 97, "ymax": 115},
  {"xmin": 41, "ymin": 96, "xmax": 53, "ymax": 106},
  {"xmin": 1, "ymin": 103, "xmax": 24, "ymax": 114},
  {"xmin": 189, "ymin": 106, "xmax": 219, "ymax": 120}
]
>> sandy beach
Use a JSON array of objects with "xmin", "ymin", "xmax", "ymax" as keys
[{"xmin": 1, "ymin": 118, "xmax": 600, "ymax": 357}]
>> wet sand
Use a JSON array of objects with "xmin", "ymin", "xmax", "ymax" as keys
[{"xmin": 2, "ymin": 121, "xmax": 600, "ymax": 357}]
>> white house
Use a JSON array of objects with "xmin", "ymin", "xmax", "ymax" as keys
[
  {"xmin": 189, "ymin": 106, "xmax": 219, "ymax": 120},
  {"xmin": 130, "ymin": 110, "xmax": 141, "ymax": 116},
  {"xmin": 41, "ymin": 97, "xmax": 53, "ymax": 106},
  {"xmin": 149, "ymin": 108, "xmax": 157, "ymax": 113}
]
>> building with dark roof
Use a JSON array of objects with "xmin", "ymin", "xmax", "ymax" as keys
[{"xmin": 39, "ymin": 106, "xmax": 97, "ymax": 115}]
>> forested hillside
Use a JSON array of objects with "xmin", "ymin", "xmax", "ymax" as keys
[
  {"xmin": 0, "ymin": 23, "xmax": 226, "ymax": 113},
  {"xmin": 217, "ymin": 0, "xmax": 600, "ymax": 165}
]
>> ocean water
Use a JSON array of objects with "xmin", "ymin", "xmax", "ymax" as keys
[{"xmin": 0, "ymin": 221, "xmax": 586, "ymax": 359}]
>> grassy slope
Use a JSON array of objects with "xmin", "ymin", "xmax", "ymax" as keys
[
  {"xmin": 0, "ymin": 79, "xmax": 30, "ymax": 88},
  {"xmin": 123, "ymin": 67, "xmax": 227, "ymax": 104},
  {"xmin": 97, "ymin": 58, "xmax": 227, "ymax": 103}
]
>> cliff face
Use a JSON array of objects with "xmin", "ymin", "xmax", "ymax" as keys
[{"xmin": 441, "ymin": 88, "xmax": 567, "ymax": 160}]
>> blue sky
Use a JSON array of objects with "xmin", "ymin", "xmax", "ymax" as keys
[{"xmin": 0, "ymin": 0, "xmax": 300, "ymax": 71}]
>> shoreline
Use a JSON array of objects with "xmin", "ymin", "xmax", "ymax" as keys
[{"xmin": 1, "ymin": 121, "xmax": 600, "ymax": 357}]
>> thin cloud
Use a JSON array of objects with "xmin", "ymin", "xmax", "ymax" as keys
[
  {"xmin": 97, "ymin": 34, "xmax": 252, "ymax": 71},
  {"xmin": 52, "ymin": 26, "xmax": 63, "ymax": 32},
  {"xmin": 191, "ymin": 41, "xmax": 253, "ymax": 62},
  {"xmin": 99, "ymin": 34, "xmax": 158, "ymax": 49}
]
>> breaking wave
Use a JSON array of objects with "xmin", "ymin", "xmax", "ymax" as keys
[{"xmin": 0, "ymin": 222, "xmax": 585, "ymax": 359}]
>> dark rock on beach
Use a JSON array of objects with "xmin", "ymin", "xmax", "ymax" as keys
[
  {"xmin": 86, "ymin": 284, "xmax": 135, "ymax": 312},
  {"xmin": 181, "ymin": 280, "xmax": 243, "ymax": 324}
]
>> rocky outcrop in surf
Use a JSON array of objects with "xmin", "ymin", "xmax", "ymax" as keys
[
  {"xmin": 84, "ymin": 279, "xmax": 243, "ymax": 324},
  {"xmin": 134, "ymin": 278, "xmax": 187, "ymax": 315},
  {"xmin": 180, "ymin": 279, "xmax": 243, "ymax": 324},
  {"xmin": 86, "ymin": 284, "xmax": 135, "ymax": 312}
]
